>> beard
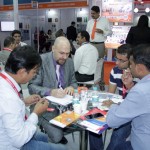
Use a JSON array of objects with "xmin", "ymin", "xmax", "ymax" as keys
[{"xmin": 56, "ymin": 59, "xmax": 66, "ymax": 65}]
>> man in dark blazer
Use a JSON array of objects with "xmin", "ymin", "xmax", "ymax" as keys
[
  {"xmin": 66, "ymin": 21, "xmax": 77, "ymax": 41},
  {"xmin": 28, "ymin": 37, "xmax": 77, "ymax": 144}
]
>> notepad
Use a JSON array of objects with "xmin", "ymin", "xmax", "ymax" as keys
[{"xmin": 45, "ymin": 95, "xmax": 73, "ymax": 106}]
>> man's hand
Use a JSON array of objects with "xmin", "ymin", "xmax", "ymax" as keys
[
  {"xmin": 122, "ymin": 68, "xmax": 134, "ymax": 90},
  {"xmin": 24, "ymin": 94, "xmax": 41, "ymax": 106},
  {"xmin": 51, "ymin": 89, "xmax": 66, "ymax": 98},
  {"xmin": 102, "ymin": 100, "xmax": 115, "ymax": 108},
  {"xmin": 96, "ymin": 28, "xmax": 104, "ymax": 34},
  {"xmin": 33, "ymin": 99, "xmax": 49, "ymax": 115},
  {"xmin": 64, "ymin": 86, "xmax": 74, "ymax": 96}
]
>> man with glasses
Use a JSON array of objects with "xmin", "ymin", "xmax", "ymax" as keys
[
  {"xmin": 105, "ymin": 44, "xmax": 150, "ymax": 150},
  {"xmin": 106, "ymin": 44, "xmax": 136, "ymax": 150},
  {"xmin": 89, "ymin": 44, "xmax": 135, "ymax": 150},
  {"xmin": 12, "ymin": 30, "xmax": 27, "ymax": 47}
]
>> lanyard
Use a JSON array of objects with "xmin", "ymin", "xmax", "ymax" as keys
[
  {"xmin": 0, "ymin": 73, "xmax": 28, "ymax": 120},
  {"xmin": 3, "ymin": 48, "xmax": 12, "ymax": 52},
  {"xmin": 122, "ymin": 85, "xmax": 127, "ymax": 99},
  {"xmin": 0, "ymin": 73, "xmax": 20, "ymax": 98},
  {"xmin": 122, "ymin": 70, "xmax": 127, "ymax": 99}
]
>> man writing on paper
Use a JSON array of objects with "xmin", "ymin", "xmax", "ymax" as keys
[
  {"xmin": 104, "ymin": 44, "xmax": 150, "ymax": 150},
  {"xmin": 0, "ymin": 45, "xmax": 66, "ymax": 150},
  {"xmin": 28, "ymin": 36, "xmax": 77, "ymax": 144}
]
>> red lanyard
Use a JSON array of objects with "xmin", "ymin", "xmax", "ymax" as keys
[
  {"xmin": 122, "ymin": 85, "xmax": 127, "ymax": 99},
  {"xmin": 3, "ymin": 48, "xmax": 12, "ymax": 52},
  {"xmin": 0, "ymin": 73, "xmax": 28, "ymax": 120},
  {"xmin": 0, "ymin": 73, "xmax": 20, "ymax": 98}
]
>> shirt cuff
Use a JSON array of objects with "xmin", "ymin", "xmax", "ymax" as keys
[
  {"xmin": 44, "ymin": 90, "xmax": 51, "ymax": 96},
  {"xmin": 27, "ymin": 112, "xmax": 38, "ymax": 125}
]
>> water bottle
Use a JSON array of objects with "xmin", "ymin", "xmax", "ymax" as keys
[
  {"xmin": 80, "ymin": 89, "xmax": 88, "ymax": 113},
  {"xmin": 73, "ymin": 89, "xmax": 80, "ymax": 104},
  {"xmin": 92, "ymin": 86, "xmax": 99, "ymax": 98},
  {"xmin": 92, "ymin": 86, "xmax": 99, "ymax": 107}
]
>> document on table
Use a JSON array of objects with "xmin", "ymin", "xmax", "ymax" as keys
[
  {"xmin": 50, "ymin": 110, "xmax": 80, "ymax": 128},
  {"xmin": 79, "ymin": 116, "xmax": 108, "ymax": 134},
  {"xmin": 45, "ymin": 95, "xmax": 73, "ymax": 106}
]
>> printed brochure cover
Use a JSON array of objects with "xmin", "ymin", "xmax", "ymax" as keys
[
  {"xmin": 50, "ymin": 110, "xmax": 80, "ymax": 128},
  {"xmin": 79, "ymin": 108, "xmax": 108, "ymax": 134}
]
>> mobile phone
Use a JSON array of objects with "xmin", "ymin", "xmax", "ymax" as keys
[{"xmin": 85, "ymin": 113, "xmax": 103, "ymax": 119}]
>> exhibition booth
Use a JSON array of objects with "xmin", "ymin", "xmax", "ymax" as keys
[{"xmin": 0, "ymin": 0, "xmax": 149, "ymax": 49}]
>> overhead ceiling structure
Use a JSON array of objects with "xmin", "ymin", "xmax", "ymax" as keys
[{"xmin": 134, "ymin": 0, "xmax": 150, "ymax": 4}]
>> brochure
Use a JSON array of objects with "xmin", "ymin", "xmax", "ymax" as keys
[
  {"xmin": 50, "ymin": 110, "xmax": 80, "ymax": 128},
  {"xmin": 79, "ymin": 108, "xmax": 108, "ymax": 134}
]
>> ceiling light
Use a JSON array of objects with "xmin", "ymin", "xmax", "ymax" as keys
[
  {"xmin": 134, "ymin": 8, "xmax": 139, "ymax": 13},
  {"xmin": 145, "ymin": 8, "xmax": 150, "ymax": 13}
]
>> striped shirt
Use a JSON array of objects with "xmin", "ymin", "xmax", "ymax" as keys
[
  {"xmin": 109, "ymin": 66, "xmax": 138, "ymax": 97},
  {"xmin": 109, "ymin": 66, "xmax": 124, "ymax": 96}
]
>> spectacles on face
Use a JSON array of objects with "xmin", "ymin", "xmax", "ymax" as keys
[
  {"xmin": 13, "ymin": 36, "xmax": 21, "ymax": 38},
  {"xmin": 115, "ymin": 57, "xmax": 128, "ymax": 63}
]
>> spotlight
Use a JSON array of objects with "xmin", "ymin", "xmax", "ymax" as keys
[
  {"xmin": 134, "ymin": 8, "xmax": 139, "ymax": 13},
  {"xmin": 145, "ymin": 8, "xmax": 150, "ymax": 13}
]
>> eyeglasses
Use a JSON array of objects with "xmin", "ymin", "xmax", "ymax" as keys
[
  {"xmin": 115, "ymin": 58, "xmax": 128, "ymax": 63},
  {"xmin": 13, "ymin": 36, "xmax": 21, "ymax": 38}
]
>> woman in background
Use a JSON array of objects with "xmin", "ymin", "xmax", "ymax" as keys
[{"xmin": 126, "ymin": 15, "xmax": 150, "ymax": 46}]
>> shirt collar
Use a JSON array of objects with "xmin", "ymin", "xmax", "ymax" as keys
[
  {"xmin": 1, "ymin": 71, "xmax": 21, "ymax": 93},
  {"xmin": 81, "ymin": 42, "xmax": 89, "ymax": 46},
  {"xmin": 93, "ymin": 16, "xmax": 100, "ymax": 21},
  {"xmin": 139, "ymin": 73, "xmax": 150, "ymax": 82}
]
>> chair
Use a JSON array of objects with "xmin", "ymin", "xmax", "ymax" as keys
[{"xmin": 77, "ymin": 58, "xmax": 104, "ymax": 87}]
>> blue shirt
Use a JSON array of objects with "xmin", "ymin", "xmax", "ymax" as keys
[{"xmin": 107, "ymin": 74, "xmax": 150, "ymax": 150}]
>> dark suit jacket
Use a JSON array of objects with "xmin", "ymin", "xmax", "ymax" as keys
[
  {"xmin": 126, "ymin": 26, "xmax": 150, "ymax": 46},
  {"xmin": 66, "ymin": 26, "xmax": 77, "ymax": 41}
]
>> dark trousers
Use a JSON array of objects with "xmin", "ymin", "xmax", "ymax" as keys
[
  {"xmin": 114, "ymin": 141, "xmax": 133, "ymax": 150},
  {"xmin": 75, "ymin": 72, "xmax": 94, "ymax": 82},
  {"xmin": 107, "ymin": 122, "xmax": 131, "ymax": 150},
  {"xmin": 89, "ymin": 131, "xmax": 104, "ymax": 150}
]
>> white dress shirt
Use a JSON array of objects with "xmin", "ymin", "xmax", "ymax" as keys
[
  {"xmin": 20, "ymin": 42, "xmax": 27, "ymax": 46},
  {"xmin": 74, "ymin": 43, "xmax": 98, "ymax": 75},
  {"xmin": 86, "ymin": 17, "xmax": 112, "ymax": 42},
  {"xmin": 0, "ymin": 71, "xmax": 38, "ymax": 150}
]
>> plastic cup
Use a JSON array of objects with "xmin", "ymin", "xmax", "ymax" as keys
[
  {"xmin": 73, "ymin": 104, "xmax": 82, "ymax": 114},
  {"xmin": 80, "ymin": 100, "xmax": 88, "ymax": 112}
]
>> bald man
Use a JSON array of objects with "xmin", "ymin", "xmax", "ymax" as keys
[{"xmin": 28, "ymin": 37, "xmax": 77, "ymax": 144}]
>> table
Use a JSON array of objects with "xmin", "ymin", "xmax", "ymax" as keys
[{"xmin": 49, "ymin": 92, "xmax": 122, "ymax": 150}]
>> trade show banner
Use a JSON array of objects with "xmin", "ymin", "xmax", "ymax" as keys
[
  {"xmin": 101, "ymin": 0, "xmax": 133, "ymax": 23},
  {"xmin": 1, "ymin": 0, "xmax": 88, "ymax": 11},
  {"xmin": 105, "ymin": 25, "xmax": 131, "ymax": 49},
  {"xmin": 4, "ymin": 0, "xmax": 87, "ymax": 5}
]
